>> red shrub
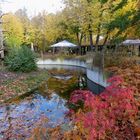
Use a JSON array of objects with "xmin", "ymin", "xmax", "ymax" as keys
[{"xmin": 69, "ymin": 76, "xmax": 138, "ymax": 140}]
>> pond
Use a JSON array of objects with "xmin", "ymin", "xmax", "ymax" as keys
[
  {"xmin": 0, "ymin": 93, "xmax": 68, "ymax": 139},
  {"xmin": 0, "ymin": 68, "xmax": 86, "ymax": 139},
  {"xmin": 0, "ymin": 58, "xmax": 111, "ymax": 139},
  {"xmin": 37, "ymin": 58, "xmax": 111, "ymax": 93}
]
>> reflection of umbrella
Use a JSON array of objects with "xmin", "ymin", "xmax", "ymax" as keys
[
  {"xmin": 122, "ymin": 39, "xmax": 140, "ymax": 45},
  {"xmin": 51, "ymin": 40, "xmax": 77, "ymax": 48},
  {"xmin": 53, "ymin": 75, "xmax": 72, "ymax": 80}
]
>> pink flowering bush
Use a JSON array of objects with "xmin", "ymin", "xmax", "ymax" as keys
[{"xmin": 69, "ymin": 76, "xmax": 138, "ymax": 140}]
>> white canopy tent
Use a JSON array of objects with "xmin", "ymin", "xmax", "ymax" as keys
[
  {"xmin": 51, "ymin": 40, "xmax": 78, "ymax": 54},
  {"xmin": 122, "ymin": 39, "xmax": 140, "ymax": 56},
  {"xmin": 122, "ymin": 39, "xmax": 140, "ymax": 46},
  {"xmin": 51, "ymin": 40, "xmax": 77, "ymax": 48}
]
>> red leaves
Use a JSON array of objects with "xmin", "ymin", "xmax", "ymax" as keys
[
  {"xmin": 69, "ymin": 76, "xmax": 138, "ymax": 139},
  {"xmin": 69, "ymin": 90, "xmax": 93, "ymax": 104}
]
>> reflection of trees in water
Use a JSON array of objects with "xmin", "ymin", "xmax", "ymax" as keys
[
  {"xmin": 6, "ymin": 106, "xmax": 12, "ymax": 136},
  {"xmin": 0, "ymin": 69, "xmax": 84, "ymax": 139},
  {"xmin": 38, "ymin": 83, "xmax": 53, "ymax": 100},
  {"xmin": 0, "ymin": 92, "xmax": 69, "ymax": 139},
  {"xmin": 78, "ymin": 75, "xmax": 87, "ymax": 89},
  {"xmin": 0, "ymin": 101, "xmax": 45, "ymax": 139},
  {"xmin": 1, "ymin": 105, "xmax": 18, "ymax": 139},
  {"xmin": 2, "ymin": 105, "xmax": 12, "ymax": 139},
  {"xmin": 91, "ymin": 52, "xmax": 104, "ymax": 70},
  {"xmin": 56, "ymin": 96, "xmax": 65, "ymax": 110}
]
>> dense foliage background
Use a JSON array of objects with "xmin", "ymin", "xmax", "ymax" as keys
[{"xmin": 2, "ymin": 0, "xmax": 140, "ymax": 52}]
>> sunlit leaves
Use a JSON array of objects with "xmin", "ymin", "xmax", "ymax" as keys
[{"xmin": 2, "ymin": 13, "xmax": 24, "ymax": 47}]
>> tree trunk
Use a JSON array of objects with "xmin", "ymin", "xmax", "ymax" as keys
[
  {"xmin": 88, "ymin": 24, "xmax": 93, "ymax": 51},
  {"xmin": 95, "ymin": 4, "xmax": 103, "ymax": 51},
  {"xmin": 76, "ymin": 32, "xmax": 83, "ymax": 55},
  {"xmin": 138, "ymin": 45, "xmax": 140, "ymax": 57},
  {"xmin": 79, "ymin": 33, "xmax": 83, "ymax": 46},
  {"xmin": 31, "ymin": 42, "xmax": 34, "ymax": 51},
  {"xmin": 95, "ymin": 32, "xmax": 100, "ymax": 46},
  {"xmin": 84, "ymin": 35, "xmax": 87, "ymax": 45},
  {"xmin": 103, "ymin": 31, "xmax": 109, "ymax": 46},
  {"xmin": 0, "ymin": 16, "xmax": 4, "ymax": 59},
  {"xmin": 95, "ymin": 34, "xmax": 100, "ymax": 51},
  {"xmin": 95, "ymin": 3, "xmax": 105, "ymax": 52},
  {"xmin": 0, "ymin": 50, "xmax": 4, "ymax": 59},
  {"xmin": 89, "ymin": 32, "xmax": 93, "ymax": 50},
  {"xmin": 103, "ymin": 36, "xmax": 108, "ymax": 46},
  {"xmin": 40, "ymin": 50, "xmax": 44, "ymax": 60}
]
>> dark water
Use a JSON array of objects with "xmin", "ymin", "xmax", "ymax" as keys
[
  {"xmin": 37, "ymin": 58, "xmax": 110, "ymax": 87},
  {"xmin": 37, "ymin": 58, "xmax": 111, "ymax": 93}
]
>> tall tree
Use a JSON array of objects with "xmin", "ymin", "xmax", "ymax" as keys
[
  {"xmin": 15, "ymin": 8, "xmax": 32, "ymax": 45},
  {"xmin": 102, "ymin": 0, "xmax": 138, "ymax": 45},
  {"xmin": 61, "ymin": 1, "xmax": 86, "ymax": 47},
  {"xmin": 31, "ymin": 12, "xmax": 46, "ymax": 52},
  {"xmin": 0, "ymin": 10, "xmax": 4, "ymax": 58},
  {"xmin": 2, "ymin": 13, "xmax": 24, "ymax": 47}
]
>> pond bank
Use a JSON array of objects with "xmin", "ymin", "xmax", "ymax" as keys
[{"xmin": 0, "ymin": 68, "xmax": 48, "ymax": 103}]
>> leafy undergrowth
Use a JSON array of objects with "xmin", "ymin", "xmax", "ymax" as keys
[
  {"xmin": 106, "ymin": 63, "xmax": 140, "ymax": 134},
  {"xmin": 67, "ymin": 76, "xmax": 138, "ymax": 140},
  {"xmin": 106, "ymin": 64, "xmax": 140, "ymax": 94},
  {"xmin": 0, "ymin": 70, "xmax": 48, "ymax": 102},
  {"xmin": 28, "ymin": 76, "xmax": 138, "ymax": 140}
]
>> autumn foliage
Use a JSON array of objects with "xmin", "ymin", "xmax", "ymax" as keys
[
  {"xmin": 28, "ymin": 76, "xmax": 138, "ymax": 140},
  {"xmin": 68, "ymin": 76, "xmax": 138, "ymax": 140}
]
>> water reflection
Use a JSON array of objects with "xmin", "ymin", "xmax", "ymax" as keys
[
  {"xmin": 52, "ymin": 75, "xmax": 73, "ymax": 80},
  {"xmin": 0, "ymin": 92, "xmax": 69, "ymax": 139},
  {"xmin": 0, "ymin": 69, "xmax": 85, "ymax": 139},
  {"xmin": 37, "ymin": 58, "xmax": 111, "ymax": 93}
]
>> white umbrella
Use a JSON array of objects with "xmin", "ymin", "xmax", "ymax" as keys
[
  {"xmin": 122, "ymin": 39, "xmax": 140, "ymax": 45},
  {"xmin": 51, "ymin": 40, "xmax": 77, "ymax": 48}
]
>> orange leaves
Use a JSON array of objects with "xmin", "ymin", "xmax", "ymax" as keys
[
  {"xmin": 28, "ymin": 126, "xmax": 63, "ymax": 140},
  {"xmin": 27, "ymin": 127, "xmax": 48, "ymax": 140},
  {"xmin": 135, "ymin": 127, "xmax": 140, "ymax": 139}
]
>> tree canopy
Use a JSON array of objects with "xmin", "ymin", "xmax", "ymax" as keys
[{"xmin": 1, "ymin": 0, "xmax": 140, "ymax": 51}]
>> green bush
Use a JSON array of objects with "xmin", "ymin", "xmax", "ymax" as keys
[{"xmin": 5, "ymin": 46, "xmax": 37, "ymax": 72}]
